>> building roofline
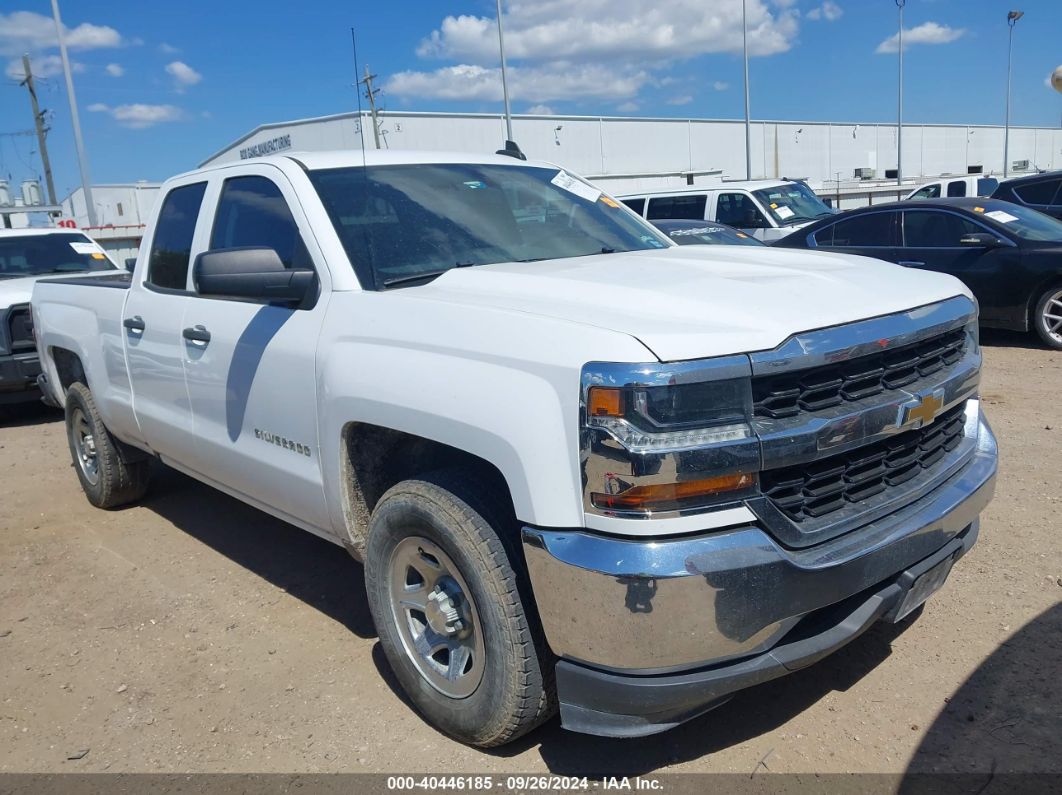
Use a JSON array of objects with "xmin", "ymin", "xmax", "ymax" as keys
[{"xmin": 199, "ymin": 109, "xmax": 1062, "ymax": 167}]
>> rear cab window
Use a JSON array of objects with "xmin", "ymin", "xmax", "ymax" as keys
[
  {"xmin": 646, "ymin": 194, "xmax": 706, "ymax": 221},
  {"xmin": 620, "ymin": 198, "xmax": 646, "ymax": 216},
  {"xmin": 145, "ymin": 182, "xmax": 208, "ymax": 291}
]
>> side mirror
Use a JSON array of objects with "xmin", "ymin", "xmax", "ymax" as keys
[
  {"xmin": 193, "ymin": 247, "xmax": 315, "ymax": 305},
  {"xmin": 959, "ymin": 232, "xmax": 1002, "ymax": 248},
  {"xmin": 124, "ymin": 258, "xmax": 137, "ymax": 272}
]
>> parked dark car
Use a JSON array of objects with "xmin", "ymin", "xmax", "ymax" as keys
[
  {"xmin": 990, "ymin": 170, "xmax": 1062, "ymax": 221},
  {"xmin": 773, "ymin": 198, "xmax": 1062, "ymax": 349},
  {"xmin": 651, "ymin": 219, "xmax": 765, "ymax": 246}
]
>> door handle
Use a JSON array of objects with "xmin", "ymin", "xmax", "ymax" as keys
[
  {"xmin": 182, "ymin": 325, "xmax": 211, "ymax": 344},
  {"xmin": 897, "ymin": 260, "xmax": 926, "ymax": 268},
  {"xmin": 123, "ymin": 316, "xmax": 145, "ymax": 332}
]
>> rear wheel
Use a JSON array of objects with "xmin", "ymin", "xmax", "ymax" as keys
[
  {"xmin": 65, "ymin": 382, "xmax": 150, "ymax": 508},
  {"xmin": 364, "ymin": 471, "xmax": 555, "ymax": 747},
  {"xmin": 1033, "ymin": 285, "xmax": 1062, "ymax": 350}
]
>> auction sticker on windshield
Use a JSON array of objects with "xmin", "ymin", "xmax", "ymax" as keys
[
  {"xmin": 551, "ymin": 170, "xmax": 601, "ymax": 203},
  {"xmin": 69, "ymin": 240, "xmax": 105, "ymax": 256},
  {"xmin": 774, "ymin": 205, "xmax": 795, "ymax": 220},
  {"xmin": 984, "ymin": 210, "xmax": 1018, "ymax": 224}
]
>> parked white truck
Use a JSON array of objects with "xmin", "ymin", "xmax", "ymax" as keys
[
  {"xmin": 0, "ymin": 228, "xmax": 117, "ymax": 411},
  {"xmin": 32, "ymin": 151, "xmax": 997, "ymax": 746}
]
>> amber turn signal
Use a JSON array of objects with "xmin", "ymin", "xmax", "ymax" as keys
[
  {"xmin": 588, "ymin": 387, "xmax": 625, "ymax": 417},
  {"xmin": 591, "ymin": 472, "xmax": 754, "ymax": 512}
]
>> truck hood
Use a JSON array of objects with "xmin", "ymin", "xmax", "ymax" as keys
[
  {"xmin": 1, "ymin": 270, "xmax": 118, "ymax": 307},
  {"xmin": 411, "ymin": 246, "xmax": 970, "ymax": 362}
]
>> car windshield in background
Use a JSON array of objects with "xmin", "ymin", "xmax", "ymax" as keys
[
  {"xmin": 977, "ymin": 203, "xmax": 1062, "ymax": 242},
  {"xmin": 308, "ymin": 163, "xmax": 670, "ymax": 289},
  {"xmin": 752, "ymin": 183, "xmax": 833, "ymax": 225},
  {"xmin": 656, "ymin": 222, "xmax": 764, "ymax": 246},
  {"xmin": 0, "ymin": 233, "xmax": 113, "ymax": 279}
]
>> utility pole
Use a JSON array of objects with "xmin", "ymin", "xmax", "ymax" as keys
[
  {"xmin": 742, "ymin": 0, "xmax": 752, "ymax": 180},
  {"xmin": 51, "ymin": 0, "xmax": 96, "ymax": 226},
  {"xmin": 360, "ymin": 65, "xmax": 381, "ymax": 149},
  {"xmin": 19, "ymin": 55, "xmax": 58, "ymax": 206},
  {"xmin": 896, "ymin": 0, "xmax": 905, "ymax": 185},
  {"xmin": 1003, "ymin": 10, "xmax": 1024, "ymax": 178}
]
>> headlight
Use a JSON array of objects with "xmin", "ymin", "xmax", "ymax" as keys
[{"xmin": 581, "ymin": 358, "xmax": 759, "ymax": 517}]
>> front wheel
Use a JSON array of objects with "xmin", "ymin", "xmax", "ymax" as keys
[
  {"xmin": 1033, "ymin": 285, "xmax": 1062, "ymax": 350},
  {"xmin": 364, "ymin": 472, "xmax": 555, "ymax": 747}
]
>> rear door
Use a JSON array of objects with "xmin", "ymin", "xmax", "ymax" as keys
[
  {"xmin": 123, "ymin": 179, "xmax": 207, "ymax": 462},
  {"xmin": 899, "ymin": 208, "xmax": 1020, "ymax": 323},
  {"xmin": 180, "ymin": 166, "xmax": 332, "ymax": 530}
]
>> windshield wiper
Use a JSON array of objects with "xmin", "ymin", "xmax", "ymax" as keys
[{"xmin": 381, "ymin": 262, "xmax": 476, "ymax": 289}]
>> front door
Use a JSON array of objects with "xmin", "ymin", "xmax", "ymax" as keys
[{"xmin": 180, "ymin": 169, "xmax": 331, "ymax": 531}]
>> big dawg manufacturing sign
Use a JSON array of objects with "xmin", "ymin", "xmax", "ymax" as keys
[{"xmin": 239, "ymin": 134, "xmax": 293, "ymax": 160}]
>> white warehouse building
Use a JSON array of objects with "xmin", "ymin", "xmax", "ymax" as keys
[{"xmin": 200, "ymin": 110, "xmax": 1062, "ymax": 199}]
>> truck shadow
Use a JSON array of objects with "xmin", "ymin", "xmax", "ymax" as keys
[
  {"xmin": 0, "ymin": 401, "xmax": 62, "ymax": 428},
  {"xmin": 141, "ymin": 464, "xmax": 377, "ymax": 639},
  {"xmin": 901, "ymin": 601, "xmax": 1062, "ymax": 781}
]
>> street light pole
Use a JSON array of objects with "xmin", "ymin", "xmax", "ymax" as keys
[
  {"xmin": 896, "ymin": 0, "xmax": 905, "ymax": 186},
  {"xmin": 51, "ymin": 0, "xmax": 96, "ymax": 227},
  {"xmin": 1003, "ymin": 10, "xmax": 1024, "ymax": 178},
  {"xmin": 742, "ymin": 0, "xmax": 752, "ymax": 180}
]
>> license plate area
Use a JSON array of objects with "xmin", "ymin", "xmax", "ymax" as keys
[{"xmin": 892, "ymin": 553, "xmax": 956, "ymax": 621}]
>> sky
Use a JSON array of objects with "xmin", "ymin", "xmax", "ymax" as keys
[{"xmin": 1, "ymin": 0, "xmax": 1061, "ymax": 201}]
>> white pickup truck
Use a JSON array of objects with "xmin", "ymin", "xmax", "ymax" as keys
[
  {"xmin": 32, "ymin": 150, "xmax": 997, "ymax": 747},
  {"xmin": 0, "ymin": 228, "xmax": 116, "ymax": 411}
]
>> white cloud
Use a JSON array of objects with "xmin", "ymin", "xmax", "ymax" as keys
[
  {"xmin": 4, "ymin": 54, "xmax": 83, "ymax": 80},
  {"xmin": 876, "ymin": 21, "xmax": 965, "ymax": 54},
  {"xmin": 386, "ymin": 63, "xmax": 651, "ymax": 104},
  {"xmin": 712, "ymin": 80, "xmax": 729, "ymax": 91},
  {"xmin": 616, "ymin": 101, "xmax": 640, "ymax": 112},
  {"xmin": 526, "ymin": 104, "xmax": 555, "ymax": 114},
  {"xmin": 165, "ymin": 60, "xmax": 202, "ymax": 91},
  {"xmin": 88, "ymin": 102, "xmax": 185, "ymax": 129},
  {"xmin": 666, "ymin": 95, "xmax": 693, "ymax": 105},
  {"xmin": 158, "ymin": 42, "xmax": 180, "ymax": 54},
  {"xmin": 807, "ymin": 2, "xmax": 843, "ymax": 22},
  {"xmin": 416, "ymin": 1, "xmax": 799, "ymax": 64},
  {"xmin": 0, "ymin": 10, "xmax": 121, "ymax": 57},
  {"xmin": 105, "ymin": 62, "xmax": 124, "ymax": 77}
]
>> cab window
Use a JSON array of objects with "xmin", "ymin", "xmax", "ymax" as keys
[
  {"xmin": 620, "ymin": 198, "xmax": 645, "ymax": 216},
  {"xmin": 946, "ymin": 181, "xmax": 967, "ymax": 198},
  {"xmin": 910, "ymin": 184, "xmax": 941, "ymax": 200},
  {"xmin": 814, "ymin": 212, "xmax": 897, "ymax": 247},
  {"xmin": 146, "ymin": 182, "xmax": 207, "ymax": 290},
  {"xmin": 714, "ymin": 193, "xmax": 769, "ymax": 228},
  {"xmin": 646, "ymin": 194, "xmax": 706, "ymax": 221},
  {"xmin": 209, "ymin": 176, "xmax": 312, "ymax": 270}
]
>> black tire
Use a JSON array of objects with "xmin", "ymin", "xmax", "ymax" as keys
[
  {"xmin": 64, "ymin": 382, "xmax": 150, "ymax": 508},
  {"xmin": 364, "ymin": 470, "xmax": 556, "ymax": 747},
  {"xmin": 1032, "ymin": 285, "xmax": 1062, "ymax": 350}
]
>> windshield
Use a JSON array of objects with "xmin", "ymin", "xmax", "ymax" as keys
[
  {"xmin": 752, "ymin": 183, "xmax": 833, "ymax": 225},
  {"xmin": 308, "ymin": 163, "xmax": 670, "ymax": 289},
  {"xmin": 657, "ymin": 223, "xmax": 764, "ymax": 246},
  {"xmin": 0, "ymin": 232, "xmax": 114, "ymax": 279},
  {"xmin": 976, "ymin": 203, "xmax": 1062, "ymax": 242}
]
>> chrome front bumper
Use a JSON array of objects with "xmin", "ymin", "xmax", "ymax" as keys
[{"xmin": 522, "ymin": 410, "xmax": 997, "ymax": 735}]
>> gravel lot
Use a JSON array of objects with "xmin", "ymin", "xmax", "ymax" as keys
[{"xmin": 1, "ymin": 331, "xmax": 1059, "ymax": 777}]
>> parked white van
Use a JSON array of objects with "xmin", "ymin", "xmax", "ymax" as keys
[
  {"xmin": 905, "ymin": 175, "xmax": 999, "ymax": 201},
  {"xmin": 618, "ymin": 180, "xmax": 835, "ymax": 242}
]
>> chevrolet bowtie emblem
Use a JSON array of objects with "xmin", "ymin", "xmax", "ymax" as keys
[{"xmin": 898, "ymin": 390, "xmax": 945, "ymax": 429}]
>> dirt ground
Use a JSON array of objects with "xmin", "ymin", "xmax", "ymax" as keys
[{"xmin": 1, "ymin": 330, "xmax": 1059, "ymax": 778}]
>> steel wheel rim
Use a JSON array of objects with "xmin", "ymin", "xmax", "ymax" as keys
[
  {"xmin": 1042, "ymin": 289, "xmax": 1062, "ymax": 345},
  {"xmin": 387, "ymin": 536, "xmax": 485, "ymax": 698},
  {"xmin": 70, "ymin": 408, "xmax": 99, "ymax": 486}
]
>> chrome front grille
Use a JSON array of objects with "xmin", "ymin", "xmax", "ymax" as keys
[
  {"xmin": 752, "ymin": 328, "xmax": 967, "ymax": 419},
  {"xmin": 761, "ymin": 402, "xmax": 967, "ymax": 523}
]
